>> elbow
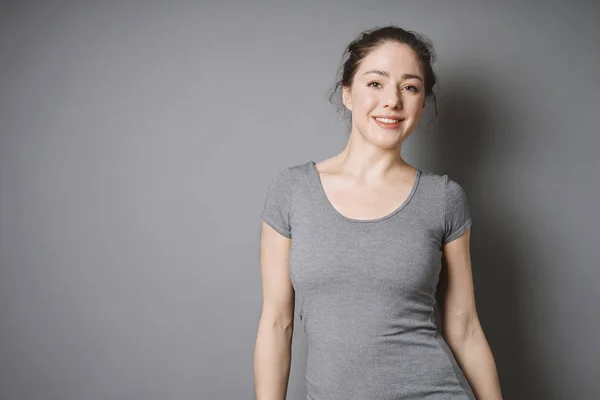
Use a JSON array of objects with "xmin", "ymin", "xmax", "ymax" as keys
[
  {"xmin": 258, "ymin": 310, "xmax": 294, "ymax": 338},
  {"xmin": 444, "ymin": 311, "xmax": 482, "ymax": 345}
]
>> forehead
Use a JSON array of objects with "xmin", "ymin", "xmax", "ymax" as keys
[{"xmin": 356, "ymin": 42, "xmax": 423, "ymax": 78}]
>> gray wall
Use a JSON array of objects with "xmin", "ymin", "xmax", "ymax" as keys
[{"xmin": 1, "ymin": 1, "xmax": 598, "ymax": 399}]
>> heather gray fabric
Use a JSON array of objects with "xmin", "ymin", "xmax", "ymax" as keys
[{"xmin": 261, "ymin": 160, "xmax": 475, "ymax": 400}]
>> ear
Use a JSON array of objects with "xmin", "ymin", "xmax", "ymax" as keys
[{"xmin": 342, "ymin": 86, "xmax": 352, "ymax": 112}]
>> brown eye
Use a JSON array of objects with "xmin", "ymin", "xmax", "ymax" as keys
[
  {"xmin": 368, "ymin": 82, "xmax": 382, "ymax": 88},
  {"xmin": 403, "ymin": 85, "xmax": 419, "ymax": 92}
]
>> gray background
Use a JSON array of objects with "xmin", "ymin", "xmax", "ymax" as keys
[{"xmin": 1, "ymin": 1, "xmax": 599, "ymax": 399}]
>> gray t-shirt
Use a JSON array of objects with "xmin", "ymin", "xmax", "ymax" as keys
[{"xmin": 261, "ymin": 160, "xmax": 476, "ymax": 400}]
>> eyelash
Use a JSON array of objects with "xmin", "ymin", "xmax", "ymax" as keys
[{"xmin": 367, "ymin": 82, "xmax": 419, "ymax": 92}]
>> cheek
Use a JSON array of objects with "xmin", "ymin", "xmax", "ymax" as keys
[
  {"xmin": 405, "ymin": 96, "xmax": 425, "ymax": 116},
  {"xmin": 353, "ymin": 90, "xmax": 378, "ymax": 113}
]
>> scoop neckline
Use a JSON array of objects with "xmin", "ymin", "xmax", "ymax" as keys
[{"xmin": 308, "ymin": 160, "xmax": 421, "ymax": 223}]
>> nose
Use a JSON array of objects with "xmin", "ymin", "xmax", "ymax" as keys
[{"xmin": 383, "ymin": 87, "xmax": 402, "ymax": 109}]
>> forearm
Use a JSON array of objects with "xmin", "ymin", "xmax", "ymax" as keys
[
  {"xmin": 446, "ymin": 327, "xmax": 503, "ymax": 400},
  {"xmin": 254, "ymin": 316, "xmax": 294, "ymax": 400}
]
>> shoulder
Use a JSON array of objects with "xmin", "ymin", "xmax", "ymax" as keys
[
  {"xmin": 267, "ymin": 160, "xmax": 312, "ymax": 176},
  {"xmin": 265, "ymin": 161, "xmax": 312, "ymax": 188},
  {"xmin": 287, "ymin": 161, "xmax": 312, "ymax": 182},
  {"xmin": 416, "ymin": 168, "xmax": 448, "ymax": 196},
  {"xmin": 261, "ymin": 161, "xmax": 312, "ymax": 238},
  {"xmin": 443, "ymin": 176, "xmax": 469, "ymax": 206},
  {"xmin": 417, "ymin": 169, "xmax": 467, "ymax": 197},
  {"xmin": 439, "ymin": 174, "xmax": 472, "ymax": 243},
  {"xmin": 262, "ymin": 161, "xmax": 313, "ymax": 208}
]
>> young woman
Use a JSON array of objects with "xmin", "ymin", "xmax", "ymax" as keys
[{"xmin": 254, "ymin": 25, "xmax": 503, "ymax": 400}]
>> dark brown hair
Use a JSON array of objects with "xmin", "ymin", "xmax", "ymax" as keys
[{"xmin": 329, "ymin": 25, "xmax": 438, "ymax": 121}]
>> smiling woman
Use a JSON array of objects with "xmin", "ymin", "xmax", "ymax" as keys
[
  {"xmin": 254, "ymin": 25, "xmax": 503, "ymax": 400},
  {"xmin": 336, "ymin": 39, "xmax": 430, "ymax": 150}
]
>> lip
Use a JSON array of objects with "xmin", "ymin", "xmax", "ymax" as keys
[
  {"xmin": 372, "ymin": 116, "xmax": 404, "ymax": 130},
  {"xmin": 372, "ymin": 115, "xmax": 405, "ymax": 120}
]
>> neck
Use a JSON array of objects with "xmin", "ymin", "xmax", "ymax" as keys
[{"xmin": 335, "ymin": 129, "xmax": 412, "ymax": 180}]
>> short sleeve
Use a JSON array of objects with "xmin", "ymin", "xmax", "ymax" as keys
[
  {"xmin": 261, "ymin": 168, "xmax": 292, "ymax": 238},
  {"xmin": 442, "ymin": 176, "xmax": 472, "ymax": 245}
]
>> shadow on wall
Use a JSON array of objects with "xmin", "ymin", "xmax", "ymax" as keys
[{"xmin": 429, "ymin": 68, "xmax": 553, "ymax": 400}]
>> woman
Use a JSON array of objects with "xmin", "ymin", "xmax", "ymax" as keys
[{"xmin": 254, "ymin": 25, "xmax": 503, "ymax": 400}]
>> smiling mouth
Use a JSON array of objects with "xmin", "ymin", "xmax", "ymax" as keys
[{"xmin": 373, "ymin": 116, "xmax": 404, "ymax": 123}]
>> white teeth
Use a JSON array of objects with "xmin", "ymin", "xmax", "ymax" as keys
[{"xmin": 374, "ymin": 117, "xmax": 401, "ymax": 123}]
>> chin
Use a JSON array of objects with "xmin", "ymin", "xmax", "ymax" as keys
[{"xmin": 367, "ymin": 131, "xmax": 405, "ymax": 150}]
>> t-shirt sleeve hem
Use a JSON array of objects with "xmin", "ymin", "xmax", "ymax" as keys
[
  {"xmin": 442, "ymin": 219, "xmax": 472, "ymax": 245},
  {"xmin": 262, "ymin": 217, "xmax": 292, "ymax": 238}
]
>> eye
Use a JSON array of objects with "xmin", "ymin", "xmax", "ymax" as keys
[
  {"xmin": 403, "ymin": 85, "xmax": 420, "ymax": 93},
  {"xmin": 367, "ymin": 81, "xmax": 382, "ymax": 88}
]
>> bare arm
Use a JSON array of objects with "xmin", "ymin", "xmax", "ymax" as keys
[
  {"xmin": 254, "ymin": 222, "xmax": 295, "ymax": 400},
  {"xmin": 440, "ymin": 228, "xmax": 503, "ymax": 400}
]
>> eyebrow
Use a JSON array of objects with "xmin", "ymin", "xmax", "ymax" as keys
[{"xmin": 363, "ymin": 70, "xmax": 423, "ymax": 82}]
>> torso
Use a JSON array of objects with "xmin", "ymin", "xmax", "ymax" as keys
[{"xmin": 285, "ymin": 160, "xmax": 476, "ymax": 399}]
